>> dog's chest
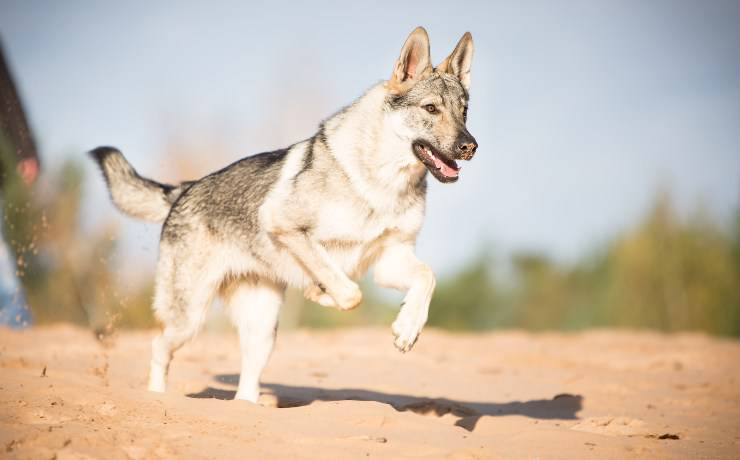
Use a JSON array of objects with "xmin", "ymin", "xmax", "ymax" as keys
[
  {"xmin": 314, "ymin": 197, "xmax": 423, "ymax": 248},
  {"xmin": 314, "ymin": 200, "xmax": 385, "ymax": 243}
]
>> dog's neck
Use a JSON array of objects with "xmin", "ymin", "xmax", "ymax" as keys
[{"xmin": 322, "ymin": 83, "xmax": 427, "ymax": 211}]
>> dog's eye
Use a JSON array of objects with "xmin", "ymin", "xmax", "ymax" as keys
[{"xmin": 423, "ymin": 104, "xmax": 437, "ymax": 114}]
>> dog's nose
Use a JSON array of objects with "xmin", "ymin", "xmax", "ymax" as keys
[
  {"xmin": 456, "ymin": 134, "xmax": 478, "ymax": 160},
  {"xmin": 458, "ymin": 141, "xmax": 477, "ymax": 154}
]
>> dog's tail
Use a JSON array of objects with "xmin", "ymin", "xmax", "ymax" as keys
[{"xmin": 89, "ymin": 146, "xmax": 191, "ymax": 222}]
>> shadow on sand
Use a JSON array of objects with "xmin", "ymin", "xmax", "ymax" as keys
[{"xmin": 187, "ymin": 374, "xmax": 582, "ymax": 431}]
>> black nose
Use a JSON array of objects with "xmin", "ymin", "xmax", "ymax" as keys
[{"xmin": 455, "ymin": 134, "xmax": 478, "ymax": 160}]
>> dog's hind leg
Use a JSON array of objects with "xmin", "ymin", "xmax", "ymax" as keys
[
  {"xmin": 225, "ymin": 276, "xmax": 284, "ymax": 403},
  {"xmin": 148, "ymin": 245, "xmax": 220, "ymax": 393}
]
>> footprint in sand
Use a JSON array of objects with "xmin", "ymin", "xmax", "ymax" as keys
[
  {"xmin": 96, "ymin": 401, "xmax": 118, "ymax": 417},
  {"xmin": 570, "ymin": 416, "xmax": 649, "ymax": 436},
  {"xmin": 26, "ymin": 409, "xmax": 73, "ymax": 425}
]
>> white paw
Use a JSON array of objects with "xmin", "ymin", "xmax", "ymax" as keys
[
  {"xmin": 234, "ymin": 387, "xmax": 260, "ymax": 403},
  {"xmin": 391, "ymin": 303, "xmax": 425, "ymax": 353},
  {"xmin": 304, "ymin": 284, "xmax": 338, "ymax": 308},
  {"xmin": 330, "ymin": 281, "xmax": 363, "ymax": 311},
  {"xmin": 147, "ymin": 378, "xmax": 166, "ymax": 393}
]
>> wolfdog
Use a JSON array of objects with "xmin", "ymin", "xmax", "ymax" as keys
[{"xmin": 90, "ymin": 27, "xmax": 477, "ymax": 403}]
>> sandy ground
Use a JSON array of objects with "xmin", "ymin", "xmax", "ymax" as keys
[{"xmin": 0, "ymin": 325, "xmax": 739, "ymax": 459}]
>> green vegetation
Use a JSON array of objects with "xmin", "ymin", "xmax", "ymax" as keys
[
  {"xmin": 428, "ymin": 192, "xmax": 740, "ymax": 336},
  {"xmin": 5, "ymin": 158, "xmax": 739, "ymax": 337}
]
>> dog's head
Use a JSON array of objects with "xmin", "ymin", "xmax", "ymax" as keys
[{"xmin": 385, "ymin": 27, "xmax": 476, "ymax": 184}]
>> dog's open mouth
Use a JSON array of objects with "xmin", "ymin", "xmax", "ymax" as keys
[{"xmin": 412, "ymin": 141, "xmax": 460, "ymax": 183}]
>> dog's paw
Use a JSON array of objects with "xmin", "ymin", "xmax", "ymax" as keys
[
  {"xmin": 234, "ymin": 387, "xmax": 260, "ymax": 403},
  {"xmin": 391, "ymin": 304, "xmax": 425, "ymax": 352},
  {"xmin": 331, "ymin": 282, "xmax": 363, "ymax": 311},
  {"xmin": 303, "ymin": 284, "xmax": 338, "ymax": 308},
  {"xmin": 147, "ymin": 378, "xmax": 166, "ymax": 393}
]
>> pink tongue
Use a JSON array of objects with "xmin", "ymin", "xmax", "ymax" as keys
[{"xmin": 432, "ymin": 155, "xmax": 459, "ymax": 178}]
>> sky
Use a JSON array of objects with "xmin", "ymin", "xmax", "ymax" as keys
[{"xmin": 0, "ymin": 0, "xmax": 739, "ymax": 277}]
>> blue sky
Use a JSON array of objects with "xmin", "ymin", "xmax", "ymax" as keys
[{"xmin": 1, "ymin": 0, "xmax": 739, "ymax": 276}]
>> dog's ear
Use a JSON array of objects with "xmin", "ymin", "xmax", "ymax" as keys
[
  {"xmin": 389, "ymin": 27, "xmax": 432, "ymax": 92},
  {"xmin": 437, "ymin": 32, "xmax": 474, "ymax": 91}
]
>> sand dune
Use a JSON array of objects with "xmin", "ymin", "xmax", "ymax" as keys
[{"xmin": 1, "ymin": 325, "xmax": 738, "ymax": 459}]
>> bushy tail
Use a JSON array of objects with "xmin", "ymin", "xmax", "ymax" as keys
[{"xmin": 89, "ymin": 147, "xmax": 191, "ymax": 222}]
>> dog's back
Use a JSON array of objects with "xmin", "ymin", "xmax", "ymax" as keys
[{"xmin": 161, "ymin": 148, "xmax": 287, "ymax": 243}]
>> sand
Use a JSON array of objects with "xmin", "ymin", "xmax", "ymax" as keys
[{"xmin": 1, "ymin": 325, "xmax": 738, "ymax": 459}]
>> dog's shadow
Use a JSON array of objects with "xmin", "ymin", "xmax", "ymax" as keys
[{"xmin": 187, "ymin": 374, "xmax": 583, "ymax": 431}]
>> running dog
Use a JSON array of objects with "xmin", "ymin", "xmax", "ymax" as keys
[{"xmin": 91, "ymin": 27, "xmax": 477, "ymax": 402}]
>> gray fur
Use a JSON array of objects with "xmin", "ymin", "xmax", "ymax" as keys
[{"xmin": 162, "ymin": 149, "xmax": 287, "ymax": 243}]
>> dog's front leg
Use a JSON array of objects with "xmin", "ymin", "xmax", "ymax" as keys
[
  {"xmin": 374, "ymin": 243, "xmax": 435, "ymax": 352},
  {"xmin": 269, "ymin": 229, "xmax": 362, "ymax": 310}
]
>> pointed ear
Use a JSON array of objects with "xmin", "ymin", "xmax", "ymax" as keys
[
  {"xmin": 437, "ymin": 32, "xmax": 474, "ymax": 91},
  {"xmin": 389, "ymin": 27, "xmax": 432, "ymax": 91}
]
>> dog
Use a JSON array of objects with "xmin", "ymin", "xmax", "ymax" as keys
[{"xmin": 90, "ymin": 27, "xmax": 477, "ymax": 403}]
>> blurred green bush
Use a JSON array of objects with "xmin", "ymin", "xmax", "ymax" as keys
[{"xmin": 428, "ymin": 192, "xmax": 740, "ymax": 336}]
